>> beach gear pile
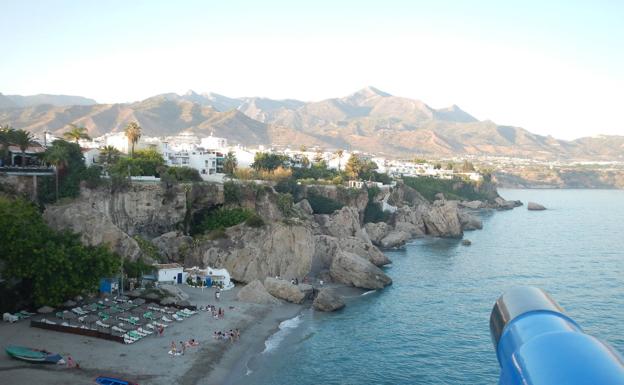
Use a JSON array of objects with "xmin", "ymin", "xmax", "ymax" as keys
[{"xmin": 31, "ymin": 296, "xmax": 198, "ymax": 344}]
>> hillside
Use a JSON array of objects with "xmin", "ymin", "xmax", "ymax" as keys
[{"xmin": 0, "ymin": 88, "xmax": 621, "ymax": 161}]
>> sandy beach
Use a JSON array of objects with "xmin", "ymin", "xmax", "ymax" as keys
[{"xmin": 0, "ymin": 286, "xmax": 303, "ymax": 385}]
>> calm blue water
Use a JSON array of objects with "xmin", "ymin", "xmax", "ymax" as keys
[{"xmin": 238, "ymin": 189, "xmax": 624, "ymax": 385}]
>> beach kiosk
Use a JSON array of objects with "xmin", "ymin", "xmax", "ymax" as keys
[
  {"xmin": 185, "ymin": 266, "xmax": 234, "ymax": 290},
  {"xmin": 153, "ymin": 263, "xmax": 185, "ymax": 284}
]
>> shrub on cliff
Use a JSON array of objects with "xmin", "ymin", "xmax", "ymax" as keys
[
  {"xmin": 403, "ymin": 176, "xmax": 490, "ymax": 202},
  {"xmin": 307, "ymin": 192, "xmax": 344, "ymax": 214},
  {"xmin": 196, "ymin": 207, "xmax": 252, "ymax": 233},
  {"xmin": 245, "ymin": 213, "xmax": 265, "ymax": 227},
  {"xmin": 224, "ymin": 181, "xmax": 242, "ymax": 205},
  {"xmin": 163, "ymin": 166, "xmax": 202, "ymax": 182}
]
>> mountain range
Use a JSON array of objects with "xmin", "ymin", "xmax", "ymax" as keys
[{"xmin": 0, "ymin": 87, "xmax": 622, "ymax": 161}]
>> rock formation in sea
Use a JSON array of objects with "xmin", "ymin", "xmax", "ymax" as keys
[{"xmin": 527, "ymin": 202, "xmax": 546, "ymax": 210}]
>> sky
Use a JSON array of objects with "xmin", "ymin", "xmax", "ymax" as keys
[{"xmin": 1, "ymin": 0, "xmax": 623, "ymax": 140}]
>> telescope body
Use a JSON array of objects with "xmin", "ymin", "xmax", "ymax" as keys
[{"xmin": 490, "ymin": 287, "xmax": 624, "ymax": 385}]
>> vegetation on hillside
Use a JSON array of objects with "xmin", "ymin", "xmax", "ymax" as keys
[
  {"xmin": 402, "ymin": 176, "xmax": 491, "ymax": 202},
  {"xmin": 0, "ymin": 196, "xmax": 120, "ymax": 310}
]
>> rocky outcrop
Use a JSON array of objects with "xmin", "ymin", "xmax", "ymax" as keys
[
  {"xmin": 190, "ymin": 222, "xmax": 316, "ymax": 283},
  {"xmin": 151, "ymin": 231, "xmax": 193, "ymax": 263},
  {"xmin": 527, "ymin": 202, "xmax": 546, "ymax": 211},
  {"xmin": 364, "ymin": 222, "xmax": 391, "ymax": 245},
  {"xmin": 236, "ymin": 280, "xmax": 281, "ymax": 305},
  {"xmin": 380, "ymin": 230, "xmax": 410, "ymax": 249},
  {"xmin": 458, "ymin": 210, "xmax": 483, "ymax": 231},
  {"xmin": 264, "ymin": 277, "xmax": 307, "ymax": 304},
  {"xmin": 338, "ymin": 236, "xmax": 391, "ymax": 266},
  {"xmin": 304, "ymin": 185, "xmax": 369, "ymax": 215},
  {"xmin": 330, "ymin": 250, "xmax": 392, "ymax": 289},
  {"xmin": 387, "ymin": 182, "xmax": 428, "ymax": 207},
  {"xmin": 492, "ymin": 197, "xmax": 522, "ymax": 210},
  {"xmin": 313, "ymin": 288, "xmax": 345, "ymax": 312},
  {"xmin": 43, "ymin": 202, "xmax": 143, "ymax": 261},
  {"xmin": 422, "ymin": 200, "xmax": 463, "ymax": 238},
  {"xmin": 79, "ymin": 185, "xmax": 188, "ymax": 237},
  {"xmin": 460, "ymin": 200, "xmax": 485, "ymax": 210},
  {"xmin": 393, "ymin": 206, "xmax": 426, "ymax": 236},
  {"xmin": 315, "ymin": 206, "xmax": 369, "ymax": 242},
  {"xmin": 295, "ymin": 199, "xmax": 313, "ymax": 216}
]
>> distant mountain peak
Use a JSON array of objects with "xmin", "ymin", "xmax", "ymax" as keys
[{"xmin": 350, "ymin": 86, "xmax": 392, "ymax": 98}]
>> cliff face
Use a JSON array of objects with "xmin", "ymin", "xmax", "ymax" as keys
[{"xmin": 41, "ymin": 179, "xmax": 508, "ymax": 289}]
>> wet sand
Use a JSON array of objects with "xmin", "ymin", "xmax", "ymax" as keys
[{"xmin": 0, "ymin": 286, "xmax": 302, "ymax": 385}]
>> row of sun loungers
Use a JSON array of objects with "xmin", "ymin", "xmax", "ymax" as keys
[{"xmin": 3, "ymin": 310, "xmax": 36, "ymax": 323}]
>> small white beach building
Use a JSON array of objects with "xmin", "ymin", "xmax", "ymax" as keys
[{"xmin": 153, "ymin": 263, "xmax": 185, "ymax": 284}]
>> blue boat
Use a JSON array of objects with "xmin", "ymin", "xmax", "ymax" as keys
[{"xmin": 94, "ymin": 376, "xmax": 139, "ymax": 385}]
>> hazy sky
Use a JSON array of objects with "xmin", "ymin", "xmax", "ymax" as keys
[{"xmin": 1, "ymin": 0, "xmax": 623, "ymax": 139}]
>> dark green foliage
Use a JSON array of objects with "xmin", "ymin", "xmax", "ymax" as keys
[
  {"xmin": 245, "ymin": 213, "xmax": 265, "ymax": 227},
  {"xmin": 224, "ymin": 181, "xmax": 242, "ymax": 205},
  {"xmin": 291, "ymin": 162, "xmax": 339, "ymax": 180},
  {"xmin": 274, "ymin": 178, "xmax": 300, "ymax": 196},
  {"xmin": 276, "ymin": 193, "xmax": 295, "ymax": 217},
  {"xmin": 39, "ymin": 140, "xmax": 86, "ymax": 203},
  {"xmin": 109, "ymin": 148, "xmax": 165, "ymax": 177},
  {"xmin": 0, "ymin": 196, "xmax": 120, "ymax": 308},
  {"xmin": 123, "ymin": 258, "xmax": 153, "ymax": 279},
  {"xmin": 367, "ymin": 185, "xmax": 381, "ymax": 201},
  {"xmin": 82, "ymin": 165, "xmax": 103, "ymax": 189},
  {"xmin": 163, "ymin": 166, "xmax": 202, "ymax": 182},
  {"xmin": 133, "ymin": 236, "xmax": 165, "ymax": 262},
  {"xmin": 402, "ymin": 176, "xmax": 490, "ymax": 202},
  {"xmin": 251, "ymin": 152, "xmax": 289, "ymax": 171},
  {"xmin": 364, "ymin": 202, "xmax": 389, "ymax": 223},
  {"xmin": 307, "ymin": 192, "xmax": 344, "ymax": 214},
  {"xmin": 196, "ymin": 207, "xmax": 252, "ymax": 233}
]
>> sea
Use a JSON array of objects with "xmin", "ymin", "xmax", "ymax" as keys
[{"xmin": 234, "ymin": 189, "xmax": 624, "ymax": 385}]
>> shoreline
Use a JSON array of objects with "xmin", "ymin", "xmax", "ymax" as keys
[{"xmin": 0, "ymin": 286, "xmax": 303, "ymax": 385}]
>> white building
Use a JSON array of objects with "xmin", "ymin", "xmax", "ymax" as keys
[
  {"xmin": 200, "ymin": 134, "xmax": 227, "ymax": 150},
  {"xmin": 82, "ymin": 148, "xmax": 101, "ymax": 167},
  {"xmin": 165, "ymin": 150, "xmax": 220, "ymax": 175},
  {"xmin": 153, "ymin": 263, "xmax": 185, "ymax": 284}
]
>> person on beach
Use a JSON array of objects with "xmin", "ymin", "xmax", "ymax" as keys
[
  {"xmin": 66, "ymin": 355, "xmax": 77, "ymax": 368},
  {"xmin": 235, "ymin": 328, "xmax": 240, "ymax": 341},
  {"xmin": 180, "ymin": 341, "xmax": 186, "ymax": 355},
  {"xmin": 170, "ymin": 341, "xmax": 177, "ymax": 355},
  {"xmin": 158, "ymin": 325, "xmax": 164, "ymax": 337}
]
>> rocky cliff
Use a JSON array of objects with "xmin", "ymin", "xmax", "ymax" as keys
[{"xmin": 40, "ymin": 179, "xmax": 515, "ymax": 291}]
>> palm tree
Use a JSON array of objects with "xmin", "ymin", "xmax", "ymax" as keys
[
  {"xmin": 124, "ymin": 122, "xmax": 142, "ymax": 157},
  {"xmin": 335, "ymin": 149, "xmax": 344, "ymax": 171},
  {"xmin": 43, "ymin": 145, "xmax": 69, "ymax": 201},
  {"xmin": 0, "ymin": 125, "xmax": 16, "ymax": 166},
  {"xmin": 63, "ymin": 124, "xmax": 91, "ymax": 143},
  {"xmin": 12, "ymin": 129, "xmax": 37, "ymax": 167},
  {"xmin": 100, "ymin": 145, "xmax": 121, "ymax": 165}
]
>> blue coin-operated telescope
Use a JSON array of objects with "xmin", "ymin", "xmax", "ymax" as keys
[{"xmin": 490, "ymin": 286, "xmax": 624, "ymax": 385}]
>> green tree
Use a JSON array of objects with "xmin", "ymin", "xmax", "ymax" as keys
[
  {"xmin": 345, "ymin": 154, "xmax": 364, "ymax": 179},
  {"xmin": 42, "ymin": 143, "xmax": 69, "ymax": 200},
  {"xmin": 124, "ymin": 121, "xmax": 142, "ymax": 157},
  {"xmin": 99, "ymin": 145, "xmax": 121, "ymax": 166},
  {"xmin": 62, "ymin": 124, "xmax": 91, "ymax": 143},
  {"xmin": 39, "ymin": 140, "xmax": 86, "ymax": 203},
  {"xmin": 12, "ymin": 129, "xmax": 37, "ymax": 166},
  {"xmin": 223, "ymin": 151, "xmax": 238, "ymax": 175},
  {"xmin": 0, "ymin": 196, "xmax": 120, "ymax": 307},
  {"xmin": 0, "ymin": 125, "xmax": 16, "ymax": 165},
  {"xmin": 251, "ymin": 152, "xmax": 289, "ymax": 172},
  {"xmin": 335, "ymin": 149, "xmax": 344, "ymax": 171},
  {"xmin": 301, "ymin": 155, "xmax": 310, "ymax": 169}
]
